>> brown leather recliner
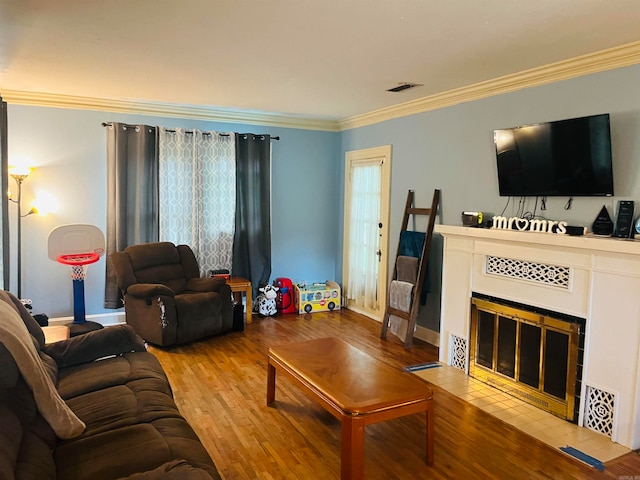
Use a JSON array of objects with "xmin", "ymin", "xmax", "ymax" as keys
[{"xmin": 110, "ymin": 242, "xmax": 233, "ymax": 346}]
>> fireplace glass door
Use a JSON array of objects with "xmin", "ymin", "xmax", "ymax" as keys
[{"xmin": 469, "ymin": 296, "xmax": 580, "ymax": 421}]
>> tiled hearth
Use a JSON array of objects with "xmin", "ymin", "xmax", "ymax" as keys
[{"xmin": 413, "ymin": 364, "xmax": 630, "ymax": 463}]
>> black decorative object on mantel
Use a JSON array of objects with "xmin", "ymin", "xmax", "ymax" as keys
[
  {"xmin": 592, "ymin": 205, "xmax": 614, "ymax": 235},
  {"xmin": 613, "ymin": 200, "xmax": 635, "ymax": 238}
]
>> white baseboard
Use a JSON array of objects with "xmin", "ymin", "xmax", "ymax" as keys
[
  {"xmin": 47, "ymin": 312, "xmax": 126, "ymax": 327},
  {"xmin": 414, "ymin": 325, "xmax": 440, "ymax": 347},
  {"xmin": 54, "ymin": 308, "xmax": 439, "ymax": 345},
  {"xmin": 343, "ymin": 305, "xmax": 440, "ymax": 347}
]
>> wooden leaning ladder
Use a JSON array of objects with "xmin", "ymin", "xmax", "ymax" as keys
[{"xmin": 380, "ymin": 189, "xmax": 440, "ymax": 348}]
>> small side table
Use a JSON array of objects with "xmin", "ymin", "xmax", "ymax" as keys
[
  {"xmin": 227, "ymin": 276, "xmax": 252, "ymax": 324},
  {"xmin": 42, "ymin": 325, "xmax": 70, "ymax": 344}
]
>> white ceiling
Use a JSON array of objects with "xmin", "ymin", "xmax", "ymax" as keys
[{"xmin": 1, "ymin": 0, "xmax": 640, "ymax": 123}]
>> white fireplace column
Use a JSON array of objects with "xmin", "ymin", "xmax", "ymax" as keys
[{"xmin": 436, "ymin": 225, "xmax": 640, "ymax": 450}]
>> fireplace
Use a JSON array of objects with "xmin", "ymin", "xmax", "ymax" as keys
[
  {"xmin": 469, "ymin": 295, "xmax": 583, "ymax": 422},
  {"xmin": 435, "ymin": 225, "xmax": 640, "ymax": 449}
]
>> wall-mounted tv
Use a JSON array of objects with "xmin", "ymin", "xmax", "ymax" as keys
[{"xmin": 494, "ymin": 113, "xmax": 614, "ymax": 197}]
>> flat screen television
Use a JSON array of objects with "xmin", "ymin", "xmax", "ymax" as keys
[{"xmin": 494, "ymin": 113, "xmax": 614, "ymax": 197}]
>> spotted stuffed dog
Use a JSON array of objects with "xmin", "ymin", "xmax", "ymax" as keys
[{"xmin": 255, "ymin": 284, "xmax": 279, "ymax": 317}]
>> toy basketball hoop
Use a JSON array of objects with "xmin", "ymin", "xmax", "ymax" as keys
[
  {"xmin": 57, "ymin": 252, "xmax": 100, "ymax": 283},
  {"xmin": 48, "ymin": 225, "xmax": 105, "ymax": 335}
]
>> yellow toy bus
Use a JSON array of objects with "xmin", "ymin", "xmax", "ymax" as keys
[{"xmin": 294, "ymin": 281, "xmax": 341, "ymax": 314}]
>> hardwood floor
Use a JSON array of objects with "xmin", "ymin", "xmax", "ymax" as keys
[{"xmin": 148, "ymin": 309, "xmax": 640, "ymax": 479}]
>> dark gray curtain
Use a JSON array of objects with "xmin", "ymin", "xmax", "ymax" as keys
[
  {"xmin": 104, "ymin": 123, "xmax": 159, "ymax": 308},
  {"xmin": 232, "ymin": 134, "xmax": 271, "ymax": 297},
  {"xmin": 0, "ymin": 97, "xmax": 8, "ymax": 290}
]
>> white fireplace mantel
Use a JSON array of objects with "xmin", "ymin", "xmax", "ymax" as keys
[{"xmin": 435, "ymin": 224, "xmax": 640, "ymax": 449}]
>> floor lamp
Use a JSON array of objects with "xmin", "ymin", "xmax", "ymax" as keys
[{"xmin": 8, "ymin": 165, "xmax": 37, "ymax": 299}]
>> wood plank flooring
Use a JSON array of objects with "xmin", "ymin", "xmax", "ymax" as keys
[{"xmin": 148, "ymin": 309, "xmax": 640, "ymax": 479}]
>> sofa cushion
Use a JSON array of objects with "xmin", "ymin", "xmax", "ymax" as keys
[
  {"xmin": 0, "ymin": 404, "xmax": 23, "ymax": 477},
  {"xmin": 15, "ymin": 428, "xmax": 57, "ymax": 480},
  {"xmin": 0, "ymin": 346, "xmax": 57, "ymax": 480},
  {"xmin": 174, "ymin": 292, "xmax": 225, "ymax": 343},
  {"xmin": 57, "ymin": 352, "xmax": 171, "ymax": 400},
  {"xmin": 55, "ymin": 420, "xmax": 220, "ymax": 480},
  {"xmin": 0, "ymin": 342, "xmax": 20, "ymax": 390},
  {"xmin": 119, "ymin": 459, "xmax": 217, "ymax": 479},
  {"xmin": 0, "ymin": 398, "xmax": 57, "ymax": 480},
  {"xmin": 65, "ymin": 380, "xmax": 182, "ymax": 437}
]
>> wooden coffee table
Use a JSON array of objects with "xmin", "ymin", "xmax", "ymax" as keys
[{"xmin": 267, "ymin": 337, "xmax": 433, "ymax": 479}]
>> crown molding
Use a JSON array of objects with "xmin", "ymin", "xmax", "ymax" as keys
[
  {"xmin": 0, "ymin": 90, "xmax": 341, "ymax": 132},
  {"xmin": 3, "ymin": 40, "xmax": 640, "ymax": 133},
  {"xmin": 339, "ymin": 40, "xmax": 640, "ymax": 131}
]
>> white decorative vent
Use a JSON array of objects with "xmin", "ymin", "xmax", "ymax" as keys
[
  {"xmin": 485, "ymin": 255, "xmax": 570, "ymax": 289},
  {"xmin": 450, "ymin": 335, "xmax": 467, "ymax": 372},
  {"xmin": 584, "ymin": 385, "xmax": 616, "ymax": 438}
]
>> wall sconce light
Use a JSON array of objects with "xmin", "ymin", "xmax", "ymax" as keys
[{"xmin": 8, "ymin": 164, "xmax": 37, "ymax": 299}]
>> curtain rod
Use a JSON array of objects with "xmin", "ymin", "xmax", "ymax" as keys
[{"xmin": 101, "ymin": 123, "xmax": 280, "ymax": 140}]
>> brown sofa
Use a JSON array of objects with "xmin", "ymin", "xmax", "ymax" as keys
[
  {"xmin": 110, "ymin": 242, "xmax": 234, "ymax": 347},
  {"xmin": 0, "ymin": 290, "xmax": 220, "ymax": 480}
]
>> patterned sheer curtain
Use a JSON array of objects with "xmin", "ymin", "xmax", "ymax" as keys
[
  {"xmin": 158, "ymin": 128, "xmax": 236, "ymax": 275},
  {"xmin": 346, "ymin": 161, "xmax": 382, "ymax": 309}
]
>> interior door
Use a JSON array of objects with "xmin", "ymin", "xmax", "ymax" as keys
[{"xmin": 342, "ymin": 146, "xmax": 391, "ymax": 321}]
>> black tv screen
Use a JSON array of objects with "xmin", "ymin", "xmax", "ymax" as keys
[{"xmin": 494, "ymin": 113, "xmax": 614, "ymax": 197}]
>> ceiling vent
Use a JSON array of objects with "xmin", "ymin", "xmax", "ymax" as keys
[{"xmin": 386, "ymin": 82, "xmax": 423, "ymax": 93}]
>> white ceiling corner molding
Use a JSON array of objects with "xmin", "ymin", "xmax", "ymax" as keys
[
  {"xmin": 339, "ymin": 40, "xmax": 640, "ymax": 131},
  {"xmin": 0, "ymin": 90, "xmax": 341, "ymax": 132},
  {"xmin": 2, "ymin": 40, "xmax": 639, "ymax": 133}
]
